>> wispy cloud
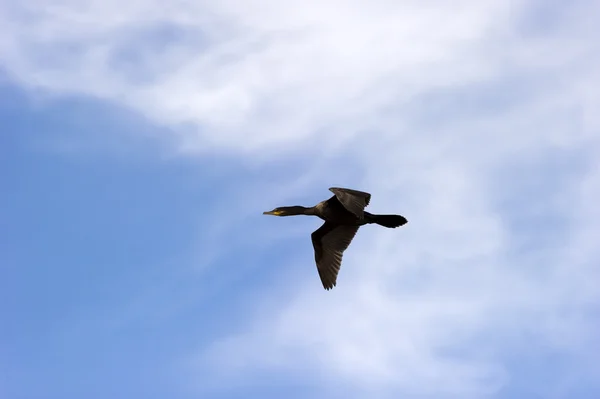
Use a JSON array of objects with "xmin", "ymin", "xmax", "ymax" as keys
[
  {"xmin": 1, "ymin": 0, "xmax": 523, "ymax": 150},
  {"xmin": 2, "ymin": 0, "xmax": 599, "ymax": 398}
]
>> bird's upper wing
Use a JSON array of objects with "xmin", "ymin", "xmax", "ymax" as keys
[
  {"xmin": 329, "ymin": 187, "xmax": 372, "ymax": 218},
  {"xmin": 311, "ymin": 222, "xmax": 360, "ymax": 290}
]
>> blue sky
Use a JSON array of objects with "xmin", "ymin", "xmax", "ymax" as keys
[{"xmin": 2, "ymin": 1, "xmax": 600, "ymax": 398}]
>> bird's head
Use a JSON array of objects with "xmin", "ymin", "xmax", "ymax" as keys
[{"xmin": 262, "ymin": 206, "xmax": 308, "ymax": 216}]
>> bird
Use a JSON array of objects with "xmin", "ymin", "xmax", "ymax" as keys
[{"xmin": 263, "ymin": 187, "xmax": 407, "ymax": 290}]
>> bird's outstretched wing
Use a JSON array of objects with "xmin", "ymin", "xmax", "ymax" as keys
[
  {"xmin": 329, "ymin": 187, "xmax": 371, "ymax": 218},
  {"xmin": 311, "ymin": 222, "xmax": 360, "ymax": 290}
]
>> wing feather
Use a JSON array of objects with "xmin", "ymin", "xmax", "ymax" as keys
[
  {"xmin": 329, "ymin": 187, "xmax": 371, "ymax": 218},
  {"xmin": 311, "ymin": 222, "xmax": 360, "ymax": 290}
]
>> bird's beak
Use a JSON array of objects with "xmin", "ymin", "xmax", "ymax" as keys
[{"xmin": 263, "ymin": 210, "xmax": 281, "ymax": 216}]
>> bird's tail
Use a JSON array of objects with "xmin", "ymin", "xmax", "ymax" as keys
[{"xmin": 369, "ymin": 214, "xmax": 408, "ymax": 228}]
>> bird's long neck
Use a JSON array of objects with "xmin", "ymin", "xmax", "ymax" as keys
[{"xmin": 281, "ymin": 206, "xmax": 315, "ymax": 216}]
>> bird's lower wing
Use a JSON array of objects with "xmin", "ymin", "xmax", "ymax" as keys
[
  {"xmin": 329, "ymin": 187, "xmax": 372, "ymax": 218},
  {"xmin": 311, "ymin": 222, "xmax": 360, "ymax": 290}
]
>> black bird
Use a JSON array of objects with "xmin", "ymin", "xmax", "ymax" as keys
[{"xmin": 263, "ymin": 187, "xmax": 407, "ymax": 290}]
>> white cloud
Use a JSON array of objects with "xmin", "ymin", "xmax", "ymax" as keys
[
  {"xmin": 2, "ymin": 0, "xmax": 599, "ymax": 397},
  {"xmin": 1, "ymin": 0, "xmax": 516, "ymax": 151}
]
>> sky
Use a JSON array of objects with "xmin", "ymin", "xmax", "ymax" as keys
[{"xmin": 1, "ymin": 0, "xmax": 599, "ymax": 398}]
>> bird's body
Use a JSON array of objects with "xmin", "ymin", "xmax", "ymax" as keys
[{"xmin": 263, "ymin": 187, "xmax": 407, "ymax": 290}]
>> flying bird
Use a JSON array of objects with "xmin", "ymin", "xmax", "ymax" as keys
[{"xmin": 263, "ymin": 187, "xmax": 407, "ymax": 290}]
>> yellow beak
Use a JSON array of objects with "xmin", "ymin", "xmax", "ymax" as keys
[{"xmin": 263, "ymin": 210, "xmax": 282, "ymax": 216}]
